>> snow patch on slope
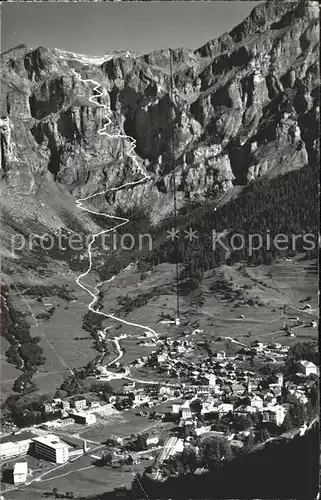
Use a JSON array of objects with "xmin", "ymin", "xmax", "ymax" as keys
[{"xmin": 52, "ymin": 48, "xmax": 140, "ymax": 66}]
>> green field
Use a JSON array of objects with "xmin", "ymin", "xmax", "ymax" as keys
[{"xmin": 1, "ymin": 256, "xmax": 317, "ymax": 408}]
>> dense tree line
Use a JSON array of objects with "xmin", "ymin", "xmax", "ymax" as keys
[
  {"xmin": 4, "ymin": 300, "xmax": 46, "ymax": 381},
  {"xmin": 287, "ymin": 340, "xmax": 318, "ymax": 364},
  {"xmin": 2, "ymin": 393, "xmax": 58, "ymax": 427},
  {"xmin": 116, "ymin": 285, "xmax": 173, "ymax": 315},
  {"xmin": 15, "ymin": 283, "xmax": 76, "ymax": 302},
  {"xmin": 283, "ymin": 340, "xmax": 318, "ymax": 375},
  {"xmin": 1, "ymin": 295, "xmax": 48, "ymax": 423},
  {"xmin": 58, "ymin": 358, "xmax": 99, "ymax": 396},
  {"xmin": 82, "ymin": 310, "xmax": 104, "ymax": 335},
  {"xmin": 92, "ymin": 205, "xmax": 152, "ymax": 282},
  {"xmin": 145, "ymin": 162, "xmax": 318, "ymax": 277}
]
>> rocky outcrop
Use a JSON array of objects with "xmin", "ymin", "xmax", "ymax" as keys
[{"xmin": 0, "ymin": 1, "xmax": 319, "ymax": 220}]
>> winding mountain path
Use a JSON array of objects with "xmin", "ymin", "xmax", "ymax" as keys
[{"xmin": 72, "ymin": 68, "xmax": 162, "ymax": 379}]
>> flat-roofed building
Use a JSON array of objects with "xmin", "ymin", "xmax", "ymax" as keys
[
  {"xmin": 69, "ymin": 411, "xmax": 96, "ymax": 425},
  {"xmin": 13, "ymin": 462, "xmax": 28, "ymax": 484},
  {"xmin": 0, "ymin": 432, "xmax": 36, "ymax": 460},
  {"xmin": 43, "ymin": 418, "xmax": 75, "ymax": 430},
  {"xmin": 73, "ymin": 398, "xmax": 87, "ymax": 411},
  {"xmin": 58, "ymin": 417, "xmax": 75, "ymax": 427},
  {"xmin": 32, "ymin": 435, "xmax": 69, "ymax": 464}
]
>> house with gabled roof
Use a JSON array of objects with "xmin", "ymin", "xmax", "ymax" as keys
[
  {"xmin": 298, "ymin": 360, "xmax": 317, "ymax": 376},
  {"xmin": 262, "ymin": 404, "xmax": 286, "ymax": 426}
]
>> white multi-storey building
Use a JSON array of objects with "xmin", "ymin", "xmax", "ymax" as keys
[
  {"xmin": 32, "ymin": 435, "xmax": 69, "ymax": 464},
  {"xmin": 73, "ymin": 399, "xmax": 87, "ymax": 411},
  {"xmin": 0, "ymin": 433, "xmax": 35, "ymax": 460},
  {"xmin": 13, "ymin": 462, "xmax": 28, "ymax": 485}
]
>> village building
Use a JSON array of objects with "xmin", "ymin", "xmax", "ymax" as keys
[
  {"xmin": 217, "ymin": 403, "xmax": 233, "ymax": 417},
  {"xmin": 234, "ymin": 405, "xmax": 257, "ymax": 416},
  {"xmin": 201, "ymin": 399, "xmax": 218, "ymax": 416},
  {"xmin": 90, "ymin": 401, "xmax": 101, "ymax": 410},
  {"xmin": 0, "ymin": 432, "xmax": 36, "ymax": 460},
  {"xmin": 44, "ymin": 402, "xmax": 55, "ymax": 414},
  {"xmin": 298, "ymin": 360, "xmax": 318, "ymax": 376},
  {"xmin": 231, "ymin": 382, "xmax": 246, "ymax": 395},
  {"xmin": 214, "ymin": 351, "xmax": 226, "ymax": 361},
  {"xmin": 123, "ymin": 382, "xmax": 135, "ymax": 394},
  {"xmin": 251, "ymin": 341, "xmax": 265, "ymax": 353},
  {"xmin": 157, "ymin": 353, "xmax": 168, "ymax": 364},
  {"xmin": 13, "ymin": 462, "xmax": 28, "ymax": 485},
  {"xmin": 146, "ymin": 436, "xmax": 159, "ymax": 447},
  {"xmin": 194, "ymin": 425, "xmax": 212, "ymax": 436},
  {"xmin": 276, "ymin": 373, "xmax": 284, "ymax": 386},
  {"xmin": 69, "ymin": 398, "xmax": 87, "ymax": 412},
  {"xmin": 262, "ymin": 405, "xmax": 286, "ymax": 426},
  {"xmin": 159, "ymin": 386, "xmax": 175, "ymax": 397},
  {"xmin": 268, "ymin": 383, "xmax": 282, "ymax": 396},
  {"xmin": 68, "ymin": 411, "xmax": 96, "ymax": 425},
  {"xmin": 133, "ymin": 391, "xmax": 150, "ymax": 407},
  {"xmin": 181, "ymin": 400, "xmax": 192, "ymax": 420},
  {"xmin": 42, "ymin": 417, "xmax": 75, "ymax": 430},
  {"xmin": 172, "ymin": 400, "xmax": 185, "ymax": 414},
  {"xmin": 249, "ymin": 395, "xmax": 264, "ymax": 411},
  {"xmin": 61, "ymin": 400, "xmax": 71, "ymax": 411},
  {"xmin": 263, "ymin": 392, "xmax": 277, "ymax": 406}
]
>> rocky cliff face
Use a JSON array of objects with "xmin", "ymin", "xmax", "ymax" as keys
[{"xmin": 1, "ymin": 1, "xmax": 319, "ymax": 222}]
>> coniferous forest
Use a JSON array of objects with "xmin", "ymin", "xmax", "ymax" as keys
[{"xmin": 146, "ymin": 161, "xmax": 319, "ymax": 276}]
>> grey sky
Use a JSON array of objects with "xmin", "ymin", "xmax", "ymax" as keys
[{"xmin": 1, "ymin": 2, "xmax": 261, "ymax": 56}]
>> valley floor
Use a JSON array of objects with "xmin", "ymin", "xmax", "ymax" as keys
[{"xmin": 0, "ymin": 255, "xmax": 318, "ymax": 499}]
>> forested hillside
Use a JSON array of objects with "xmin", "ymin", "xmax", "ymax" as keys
[{"xmin": 146, "ymin": 161, "xmax": 319, "ymax": 277}]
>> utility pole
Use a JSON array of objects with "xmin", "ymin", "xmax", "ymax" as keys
[{"xmin": 169, "ymin": 48, "xmax": 180, "ymax": 326}]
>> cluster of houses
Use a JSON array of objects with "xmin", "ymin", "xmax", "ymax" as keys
[
  {"xmin": 95, "ymin": 332, "xmax": 319, "ymax": 431},
  {"xmin": 41, "ymin": 395, "xmax": 98, "ymax": 427},
  {"xmin": 1, "ymin": 324, "xmax": 317, "ymax": 488},
  {"xmin": 98, "ymin": 351, "xmax": 317, "ymax": 444},
  {"xmin": 104, "ymin": 344, "xmax": 317, "ymax": 450},
  {"xmin": 169, "ymin": 372, "xmax": 287, "ymax": 428},
  {"xmin": 131, "ymin": 337, "xmax": 293, "ymax": 382}
]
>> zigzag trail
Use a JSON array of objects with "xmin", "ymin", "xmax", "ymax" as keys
[{"xmin": 72, "ymin": 63, "xmax": 161, "ymax": 370}]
